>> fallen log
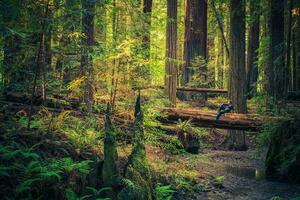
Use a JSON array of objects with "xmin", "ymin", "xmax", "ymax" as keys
[
  {"xmin": 161, "ymin": 108, "xmax": 277, "ymax": 131},
  {"xmin": 132, "ymin": 86, "xmax": 227, "ymax": 94},
  {"xmin": 2, "ymin": 92, "xmax": 77, "ymax": 109}
]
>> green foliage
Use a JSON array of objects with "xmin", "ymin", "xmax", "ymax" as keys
[
  {"xmin": 146, "ymin": 126, "xmax": 184, "ymax": 154},
  {"xmin": 117, "ymin": 178, "xmax": 142, "ymax": 200},
  {"xmin": 256, "ymin": 121, "xmax": 278, "ymax": 148},
  {"xmin": 173, "ymin": 176, "xmax": 207, "ymax": 195},
  {"xmin": 57, "ymin": 115, "xmax": 102, "ymax": 149},
  {"xmin": 265, "ymin": 118, "xmax": 300, "ymax": 183},
  {"xmin": 66, "ymin": 187, "xmax": 111, "ymax": 200},
  {"xmin": 0, "ymin": 140, "xmax": 92, "ymax": 199},
  {"xmin": 154, "ymin": 183, "xmax": 175, "ymax": 200},
  {"xmin": 252, "ymin": 94, "xmax": 267, "ymax": 114},
  {"xmin": 18, "ymin": 116, "xmax": 44, "ymax": 129},
  {"xmin": 214, "ymin": 176, "xmax": 225, "ymax": 187},
  {"xmin": 86, "ymin": 187, "xmax": 112, "ymax": 200},
  {"xmin": 291, "ymin": 197, "xmax": 300, "ymax": 200},
  {"xmin": 177, "ymin": 119, "xmax": 208, "ymax": 139}
]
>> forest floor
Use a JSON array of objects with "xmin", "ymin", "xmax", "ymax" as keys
[
  {"xmin": 146, "ymin": 144, "xmax": 300, "ymax": 200},
  {"xmin": 1, "ymin": 93, "xmax": 300, "ymax": 200}
]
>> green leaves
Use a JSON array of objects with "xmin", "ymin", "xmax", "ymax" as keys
[
  {"xmin": 0, "ymin": 140, "xmax": 93, "ymax": 199},
  {"xmin": 155, "ymin": 183, "xmax": 175, "ymax": 200},
  {"xmin": 66, "ymin": 188, "xmax": 111, "ymax": 200}
]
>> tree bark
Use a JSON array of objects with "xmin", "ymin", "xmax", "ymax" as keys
[
  {"xmin": 165, "ymin": 0, "xmax": 178, "ymax": 107},
  {"xmin": 161, "ymin": 108, "xmax": 275, "ymax": 132},
  {"xmin": 266, "ymin": 0, "xmax": 287, "ymax": 104},
  {"xmin": 246, "ymin": 0, "xmax": 260, "ymax": 97},
  {"xmin": 142, "ymin": 0, "xmax": 153, "ymax": 59},
  {"xmin": 287, "ymin": 0, "xmax": 293, "ymax": 91},
  {"xmin": 183, "ymin": 0, "xmax": 207, "ymax": 85},
  {"xmin": 210, "ymin": 0, "xmax": 230, "ymax": 57},
  {"xmin": 228, "ymin": 0, "xmax": 247, "ymax": 150},
  {"xmin": 214, "ymin": 32, "xmax": 224, "ymax": 88},
  {"xmin": 295, "ymin": 5, "xmax": 300, "ymax": 91}
]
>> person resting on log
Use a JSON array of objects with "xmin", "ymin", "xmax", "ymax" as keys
[{"xmin": 216, "ymin": 101, "xmax": 234, "ymax": 120}]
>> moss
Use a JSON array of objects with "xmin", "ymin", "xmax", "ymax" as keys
[
  {"xmin": 118, "ymin": 166, "xmax": 152, "ymax": 200},
  {"xmin": 265, "ymin": 118, "xmax": 300, "ymax": 183},
  {"xmin": 102, "ymin": 104, "xmax": 118, "ymax": 187},
  {"xmin": 122, "ymin": 94, "xmax": 153, "ymax": 200}
]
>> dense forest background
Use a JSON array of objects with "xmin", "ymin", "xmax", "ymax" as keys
[{"xmin": 0, "ymin": 0, "xmax": 300, "ymax": 199}]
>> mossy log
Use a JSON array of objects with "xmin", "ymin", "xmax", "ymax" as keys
[{"xmin": 161, "ymin": 108, "xmax": 276, "ymax": 131}]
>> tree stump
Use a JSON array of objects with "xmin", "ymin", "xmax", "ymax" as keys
[{"xmin": 177, "ymin": 130, "xmax": 200, "ymax": 154}]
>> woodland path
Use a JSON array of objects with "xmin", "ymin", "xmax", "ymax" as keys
[
  {"xmin": 195, "ymin": 150, "xmax": 300, "ymax": 200},
  {"xmin": 146, "ymin": 146, "xmax": 300, "ymax": 200}
]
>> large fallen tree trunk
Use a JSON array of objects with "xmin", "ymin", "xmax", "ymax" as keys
[
  {"xmin": 132, "ymin": 86, "xmax": 227, "ymax": 94},
  {"xmin": 161, "ymin": 108, "xmax": 277, "ymax": 131}
]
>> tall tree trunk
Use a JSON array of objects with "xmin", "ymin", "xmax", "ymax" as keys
[
  {"xmin": 2, "ymin": 36, "xmax": 20, "ymax": 88},
  {"xmin": 266, "ymin": 0, "xmax": 286, "ymax": 105},
  {"xmin": 81, "ymin": 0, "xmax": 95, "ymax": 104},
  {"xmin": 182, "ymin": 0, "xmax": 207, "ymax": 86},
  {"xmin": 39, "ymin": 0, "xmax": 50, "ymax": 103},
  {"xmin": 228, "ymin": 0, "xmax": 247, "ymax": 151},
  {"xmin": 210, "ymin": 0, "xmax": 230, "ymax": 57},
  {"xmin": 294, "ymin": 3, "xmax": 300, "ymax": 91},
  {"xmin": 165, "ymin": 0, "xmax": 178, "ymax": 107},
  {"xmin": 214, "ymin": 32, "xmax": 224, "ymax": 88},
  {"xmin": 286, "ymin": 0, "xmax": 293, "ymax": 91},
  {"xmin": 292, "ymin": 33, "xmax": 297, "ymax": 91},
  {"xmin": 183, "ymin": 0, "xmax": 191, "ymax": 84},
  {"xmin": 110, "ymin": 0, "xmax": 118, "ymax": 110},
  {"xmin": 142, "ymin": 0, "xmax": 153, "ymax": 60},
  {"xmin": 58, "ymin": 0, "xmax": 80, "ymax": 84},
  {"xmin": 223, "ymin": 9, "xmax": 230, "ymax": 89},
  {"xmin": 246, "ymin": 0, "xmax": 260, "ymax": 97}
]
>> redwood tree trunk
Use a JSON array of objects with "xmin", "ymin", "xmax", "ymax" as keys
[
  {"xmin": 228, "ymin": 0, "xmax": 247, "ymax": 151},
  {"xmin": 246, "ymin": 0, "xmax": 260, "ymax": 97},
  {"xmin": 286, "ymin": 0, "xmax": 293, "ymax": 91},
  {"xmin": 142, "ymin": 0, "xmax": 153, "ymax": 59},
  {"xmin": 165, "ymin": 0, "xmax": 178, "ymax": 107},
  {"xmin": 183, "ymin": 0, "xmax": 207, "ymax": 85},
  {"xmin": 266, "ymin": 0, "xmax": 286, "ymax": 104},
  {"xmin": 295, "ymin": 4, "xmax": 300, "ymax": 91}
]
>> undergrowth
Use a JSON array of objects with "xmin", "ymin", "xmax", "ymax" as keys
[{"xmin": 0, "ymin": 114, "xmax": 108, "ymax": 200}]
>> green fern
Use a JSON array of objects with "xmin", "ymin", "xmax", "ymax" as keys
[
  {"xmin": 65, "ymin": 188, "xmax": 91, "ymax": 200},
  {"xmin": 117, "ymin": 178, "xmax": 141, "ymax": 200},
  {"xmin": 155, "ymin": 183, "xmax": 175, "ymax": 200},
  {"xmin": 86, "ymin": 187, "xmax": 111, "ymax": 200}
]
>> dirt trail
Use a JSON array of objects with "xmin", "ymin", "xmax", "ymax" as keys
[
  {"xmin": 147, "ymin": 147, "xmax": 300, "ymax": 200},
  {"xmin": 196, "ymin": 150, "xmax": 300, "ymax": 200}
]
